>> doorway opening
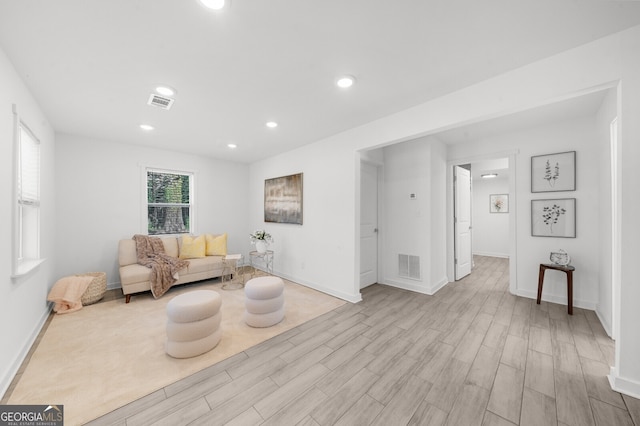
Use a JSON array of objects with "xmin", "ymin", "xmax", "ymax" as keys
[{"xmin": 451, "ymin": 155, "xmax": 515, "ymax": 288}]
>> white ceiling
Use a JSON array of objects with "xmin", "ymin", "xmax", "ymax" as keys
[{"xmin": 1, "ymin": 1, "xmax": 639, "ymax": 163}]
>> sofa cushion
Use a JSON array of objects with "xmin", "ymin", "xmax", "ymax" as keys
[
  {"xmin": 205, "ymin": 233, "xmax": 227, "ymax": 256},
  {"xmin": 180, "ymin": 235, "xmax": 206, "ymax": 259},
  {"xmin": 119, "ymin": 263, "xmax": 151, "ymax": 285},
  {"xmin": 186, "ymin": 256, "xmax": 223, "ymax": 275}
]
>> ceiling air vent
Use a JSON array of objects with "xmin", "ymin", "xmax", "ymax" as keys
[{"xmin": 147, "ymin": 94, "xmax": 175, "ymax": 110}]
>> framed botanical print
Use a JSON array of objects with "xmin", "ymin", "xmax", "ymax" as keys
[
  {"xmin": 490, "ymin": 194, "xmax": 509, "ymax": 213},
  {"xmin": 531, "ymin": 198, "xmax": 576, "ymax": 238},
  {"xmin": 531, "ymin": 151, "xmax": 576, "ymax": 193}
]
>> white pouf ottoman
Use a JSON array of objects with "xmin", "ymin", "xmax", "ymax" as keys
[
  {"xmin": 165, "ymin": 290, "xmax": 222, "ymax": 358},
  {"xmin": 244, "ymin": 276, "xmax": 285, "ymax": 327}
]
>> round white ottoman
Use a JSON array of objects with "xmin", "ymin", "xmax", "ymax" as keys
[
  {"xmin": 244, "ymin": 276, "xmax": 285, "ymax": 327},
  {"xmin": 165, "ymin": 290, "xmax": 222, "ymax": 358}
]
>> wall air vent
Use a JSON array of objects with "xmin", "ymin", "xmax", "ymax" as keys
[
  {"xmin": 147, "ymin": 94, "xmax": 175, "ymax": 110},
  {"xmin": 398, "ymin": 254, "xmax": 421, "ymax": 280}
]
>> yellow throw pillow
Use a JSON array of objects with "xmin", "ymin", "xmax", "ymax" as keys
[
  {"xmin": 179, "ymin": 235, "xmax": 206, "ymax": 259},
  {"xmin": 205, "ymin": 233, "xmax": 227, "ymax": 256}
]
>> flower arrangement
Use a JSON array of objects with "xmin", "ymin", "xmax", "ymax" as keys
[{"xmin": 249, "ymin": 230, "xmax": 273, "ymax": 244}]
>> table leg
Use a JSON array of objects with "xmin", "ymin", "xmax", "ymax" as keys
[
  {"xmin": 567, "ymin": 271, "xmax": 573, "ymax": 315},
  {"xmin": 537, "ymin": 265, "xmax": 546, "ymax": 305}
]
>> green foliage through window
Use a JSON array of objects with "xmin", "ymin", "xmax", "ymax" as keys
[{"xmin": 147, "ymin": 170, "xmax": 192, "ymax": 235}]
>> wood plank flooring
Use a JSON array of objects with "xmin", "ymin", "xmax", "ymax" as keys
[{"xmin": 86, "ymin": 256, "xmax": 639, "ymax": 425}]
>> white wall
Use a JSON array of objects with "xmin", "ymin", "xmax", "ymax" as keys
[
  {"xmin": 381, "ymin": 138, "xmax": 432, "ymax": 292},
  {"xmin": 249, "ymin": 138, "xmax": 360, "ymax": 302},
  {"xmin": 472, "ymin": 176, "xmax": 510, "ymax": 257},
  {"xmin": 430, "ymin": 140, "xmax": 448, "ymax": 286},
  {"xmin": 0, "ymin": 48, "xmax": 57, "ymax": 397},
  {"xmin": 55, "ymin": 134, "xmax": 250, "ymax": 288},
  {"xmin": 378, "ymin": 136, "xmax": 448, "ymax": 294}
]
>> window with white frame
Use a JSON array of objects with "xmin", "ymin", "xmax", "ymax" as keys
[
  {"xmin": 14, "ymin": 110, "xmax": 41, "ymax": 275},
  {"xmin": 146, "ymin": 169, "xmax": 193, "ymax": 235}
]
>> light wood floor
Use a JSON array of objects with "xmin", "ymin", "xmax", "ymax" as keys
[{"xmin": 80, "ymin": 256, "xmax": 639, "ymax": 425}]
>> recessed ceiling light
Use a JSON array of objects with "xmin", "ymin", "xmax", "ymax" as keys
[
  {"xmin": 266, "ymin": 121, "xmax": 278, "ymax": 128},
  {"xmin": 227, "ymin": 143, "xmax": 237, "ymax": 149},
  {"xmin": 336, "ymin": 75, "xmax": 356, "ymax": 88},
  {"xmin": 199, "ymin": 0, "xmax": 227, "ymax": 10},
  {"xmin": 140, "ymin": 124, "xmax": 154, "ymax": 131},
  {"xmin": 155, "ymin": 86, "xmax": 175, "ymax": 97},
  {"xmin": 481, "ymin": 173, "xmax": 498, "ymax": 179}
]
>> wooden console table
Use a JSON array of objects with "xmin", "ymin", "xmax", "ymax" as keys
[{"xmin": 536, "ymin": 263, "xmax": 575, "ymax": 315}]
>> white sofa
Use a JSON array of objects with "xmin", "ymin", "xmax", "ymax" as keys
[{"xmin": 118, "ymin": 236, "xmax": 227, "ymax": 303}]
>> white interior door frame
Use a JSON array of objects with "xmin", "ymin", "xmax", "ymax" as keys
[{"xmin": 611, "ymin": 116, "xmax": 621, "ymax": 341}]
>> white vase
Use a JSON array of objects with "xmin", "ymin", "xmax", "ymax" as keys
[{"xmin": 255, "ymin": 240, "xmax": 267, "ymax": 253}]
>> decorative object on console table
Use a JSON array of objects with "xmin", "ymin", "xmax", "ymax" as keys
[
  {"xmin": 255, "ymin": 240, "xmax": 267, "ymax": 253},
  {"xmin": 490, "ymin": 194, "xmax": 509, "ymax": 213},
  {"xmin": 249, "ymin": 250, "xmax": 274, "ymax": 277},
  {"xmin": 531, "ymin": 151, "xmax": 576, "ymax": 193},
  {"xmin": 264, "ymin": 173, "xmax": 303, "ymax": 224},
  {"xmin": 250, "ymin": 229, "xmax": 273, "ymax": 253},
  {"xmin": 550, "ymin": 249, "xmax": 571, "ymax": 266},
  {"xmin": 531, "ymin": 198, "xmax": 576, "ymax": 238}
]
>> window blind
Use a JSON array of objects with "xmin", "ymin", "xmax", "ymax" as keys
[{"xmin": 18, "ymin": 125, "xmax": 40, "ymax": 206}]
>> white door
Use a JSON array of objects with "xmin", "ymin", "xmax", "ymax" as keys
[
  {"xmin": 454, "ymin": 166, "xmax": 472, "ymax": 280},
  {"xmin": 360, "ymin": 162, "xmax": 378, "ymax": 288}
]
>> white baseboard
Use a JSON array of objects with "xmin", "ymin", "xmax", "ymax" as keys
[
  {"xmin": 473, "ymin": 251, "xmax": 509, "ymax": 259},
  {"xmin": 515, "ymin": 288, "xmax": 596, "ymax": 310},
  {"xmin": 275, "ymin": 271, "xmax": 362, "ymax": 303},
  {"xmin": 0, "ymin": 302, "xmax": 52, "ymax": 400},
  {"xmin": 381, "ymin": 276, "xmax": 449, "ymax": 296},
  {"xmin": 595, "ymin": 304, "xmax": 613, "ymax": 337},
  {"xmin": 609, "ymin": 367, "xmax": 640, "ymax": 399}
]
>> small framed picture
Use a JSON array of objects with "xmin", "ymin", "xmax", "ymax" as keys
[
  {"xmin": 490, "ymin": 194, "xmax": 509, "ymax": 213},
  {"xmin": 531, "ymin": 198, "xmax": 576, "ymax": 238},
  {"xmin": 531, "ymin": 151, "xmax": 576, "ymax": 193}
]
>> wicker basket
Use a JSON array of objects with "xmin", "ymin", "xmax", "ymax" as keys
[{"xmin": 79, "ymin": 272, "xmax": 107, "ymax": 305}]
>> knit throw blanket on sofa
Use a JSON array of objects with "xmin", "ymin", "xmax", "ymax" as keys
[{"xmin": 133, "ymin": 234, "xmax": 189, "ymax": 298}]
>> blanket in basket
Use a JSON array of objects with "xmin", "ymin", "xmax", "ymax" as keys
[
  {"xmin": 133, "ymin": 234, "xmax": 189, "ymax": 298},
  {"xmin": 47, "ymin": 275, "xmax": 94, "ymax": 313}
]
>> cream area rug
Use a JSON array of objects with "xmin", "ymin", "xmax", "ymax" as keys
[{"xmin": 7, "ymin": 277, "xmax": 345, "ymax": 425}]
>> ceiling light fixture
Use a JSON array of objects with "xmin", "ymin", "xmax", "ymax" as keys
[
  {"xmin": 481, "ymin": 173, "xmax": 498, "ymax": 179},
  {"xmin": 140, "ymin": 124, "xmax": 154, "ymax": 131},
  {"xmin": 336, "ymin": 75, "xmax": 356, "ymax": 88},
  {"xmin": 199, "ymin": 0, "xmax": 227, "ymax": 10},
  {"xmin": 155, "ymin": 86, "xmax": 175, "ymax": 97},
  {"xmin": 266, "ymin": 121, "xmax": 278, "ymax": 128},
  {"xmin": 227, "ymin": 143, "xmax": 237, "ymax": 149}
]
